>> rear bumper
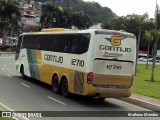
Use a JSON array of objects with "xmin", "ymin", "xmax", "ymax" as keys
[{"xmin": 94, "ymin": 87, "xmax": 132, "ymax": 98}]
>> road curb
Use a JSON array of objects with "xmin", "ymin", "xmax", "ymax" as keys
[
  {"xmin": 0, "ymin": 52, "xmax": 15, "ymax": 54},
  {"xmin": 117, "ymin": 97, "xmax": 160, "ymax": 112}
]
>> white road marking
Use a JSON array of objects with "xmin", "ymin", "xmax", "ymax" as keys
[
  {"xmin": 8, "ymin": 62, "xmax": 12, "ymax": 65},
  {"xmin": 0, "ymin": 103, "xmax": 30, "ymax": 120},
  {"xmin": 7, "ymin": 74, "xmax": 12, "ymax": 78},
  {"xmin": 47, "ymin": 96, "xmax": 66, "ymax": 105},
  {"xmin": 21, "ymin": 83, "xmax": 31, "ymax": 88},
  {"xmin": 0, "ymin": 102, "xmax": 14, "ymax": 111},
  {"xmin": 4, "ymin": 65, "xmax": 6, "ymax": 67},
  {"xmin": 2, "ymin": 68, "xmax": 4, "ymax": 70}
]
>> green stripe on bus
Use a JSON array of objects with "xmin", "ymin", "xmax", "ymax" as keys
[
  {"xmin": 31, "ymin": 50, "xmax": 40, "ymax": 80},
  {"xmin": 27, "ymin": 49, "xmax": 40, "ymax": 80},
  {"xmin": 27, "ymin": 49, "xmax": 34, "ymax": 78}
]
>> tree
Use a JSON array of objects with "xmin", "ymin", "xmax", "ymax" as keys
[
  {"xmin": 70, "ymin": 11, "xmax": 92, "ymax": 30},
  {"xmin": 144, "ymin": 31, "xmax": 154, "ymax": 69},
  {"xmin": 135, "ymin": 13, "xmax": 149, "ymax": 75},
  {"xmin": 150, "ymin": 0, "xmax": 160, "ymax": 82},
  {"xmin": 40, "ymin": 3, "xmax": 93, "ymax": 29},
  {"xmin": 40, "ymin": 3, "xmax": 62, "ymax": 28},
  {"xmin": 0, "ymin": 0, "xmax": 21, "ymax": 45}
]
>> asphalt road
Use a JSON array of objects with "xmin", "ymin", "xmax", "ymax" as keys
[{"xmin": 0, "ymin": 54, "xmax": 159, "ymax": 120}]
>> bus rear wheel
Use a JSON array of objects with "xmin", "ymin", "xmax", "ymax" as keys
[
  {"xmin": 62, "ymin": 78, "xmax": 70, "ymax": 97},
  {"xmin": 21, "ymin": 66, "xmax": 27, "ymax": 79},
  {"xmin": 52, "ymin": 76, "xmax": 60, "ymax": 94},
  {"xmin": 97, "ymin": 97, "xmax": 105, "ymax": 100}
]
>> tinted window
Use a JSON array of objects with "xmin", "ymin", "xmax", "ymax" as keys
[
  {"xmin": 22, "ymin": 35, "xmax": 35, "ymax": 49},
  {"xmin": 34, "ymin": 35, "xmax": 43, "ymax": 49},
  {"xmin": 21, "ymin": 33, "xmax": 90, "ymax": 54},
  {"xmin": 69, "ymin": 34, "xmax": 90, "ymax": 54}
]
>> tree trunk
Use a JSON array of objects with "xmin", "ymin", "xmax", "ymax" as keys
[
  {"xmin": 146, "ymin": 43, "xmax": 150, "ymax": 69},
  {"xmin": 150, "ymin": 34, "xmax": 158, "ymax": 82},
  {"xmin": 2, "ymin": 27, "xmax": 8, "ymax": 45},
  {"xmin": 135, "ymin": 25, "xmax": 142, "ymax": 76}
]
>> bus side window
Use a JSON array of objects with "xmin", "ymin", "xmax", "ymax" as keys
[
  {"xmin": 41, "ymin": 35, "xmax": 54, "ymax": 51},
  {"xmin": 58, "ymin": 35, "xmax": 65, "ymax": 52},
  {"xmin": 41, "ymin": 35, "xmax": 47, "ymax": 50},
  {"xmin": 22, "ymin": 35, "xmax": 35, "ymax": 49},
  {"xmin": 34, "ymin": 35, "xmax": 42, "ymax": 50},
  {"xmin": 64, "ymin": 35, "xmax": 71, "ymax": 53},
  {"xmin": 71, "ymin": 38, "xmax": 78, "ymax": 54},
  {"xmin": 53, "ymin": 35, "xmax": 60, "ymax": 52},
  {"xmin": 80, "ymin": 34, "xmax": 90, "ymax": 53}
]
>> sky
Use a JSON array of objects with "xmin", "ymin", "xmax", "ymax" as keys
[{"xmin": 83, "ymin": 0, "xmax": 160, "ymax": 18}]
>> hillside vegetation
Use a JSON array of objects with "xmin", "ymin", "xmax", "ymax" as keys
[{"xmin": 34, "ymin": 0, "xmax": 117, "ymax": 23}]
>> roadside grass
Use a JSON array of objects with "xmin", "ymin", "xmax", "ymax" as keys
[{"xmin": 133, "ymin": 64, "xmax": 160, "ymax": 99}]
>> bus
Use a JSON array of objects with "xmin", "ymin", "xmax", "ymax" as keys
[{"xmin": 15, "ymin": 28, "xmax": 136, "ymax": 99}]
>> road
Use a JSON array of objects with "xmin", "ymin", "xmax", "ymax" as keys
[{"xmin": 0, "ymin": 54, "xmax": 159, "ymax": 120}]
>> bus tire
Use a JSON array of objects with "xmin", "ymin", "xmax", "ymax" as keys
[
  {"xmin": 97, "ymin": 97, "xmax": 105, "ymax": 100},
  {"xmin": 21, "ymin": 66, "xmax": 27, "ymax": 79},
  {"xmin": 62, "ymin": 78, "xmax": 70, "ymax": 98},
  {"xmin": 52, "ymin": 75, "xmax": 60, "ymax": 94}
]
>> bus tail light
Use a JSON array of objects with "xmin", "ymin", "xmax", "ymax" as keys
[{"xmin": 87, "ymin": 72, "xmax": 93, "ymax": 84}]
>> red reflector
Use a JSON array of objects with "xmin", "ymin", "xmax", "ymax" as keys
[{"xmin": 87, "ymin": 72, "xmax": 93, "ymax": 84}]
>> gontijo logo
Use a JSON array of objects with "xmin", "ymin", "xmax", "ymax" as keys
[
  {"xmin": 99, "ymin": 35, "xmax": 131, "ymax": 53},
  {"xmin": 106, "ymin": 36, "xmax": 126, "ymax": 46}
]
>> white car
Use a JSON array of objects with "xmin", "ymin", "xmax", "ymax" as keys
[
  {"xmin": 148, "ymin": 58, "xmax": 159, "ymax": 62},
  {"xmin": 138, "ymin": 57, "xmax": 147, "ymax": 62}
]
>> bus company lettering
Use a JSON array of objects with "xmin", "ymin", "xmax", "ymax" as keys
[
  {"xmin": 99, "ymin": 45, "xmax": 131, "ymax": 53},
  {"xmin": 44, "ymin": 54, "xmax": 63, "ymax": 63}
]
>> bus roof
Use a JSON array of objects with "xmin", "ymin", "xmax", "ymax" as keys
[{"xmin": 20, "ymin": 28, "xmax": 135, "ymax": 38}]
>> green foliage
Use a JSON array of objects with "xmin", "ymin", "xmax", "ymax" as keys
[
  {"xmin": 40, "ymin": 3, "xmax": 93, "ymax": 29},
  {"xmin": 134, "ymin": 64, "xmax": 160, "ymax": 99},
  {"xmin": 0, "ymin": 0, "xmax": 21, "ymax": 45},
  {"xmin": 101, "ymin": 14, "xmax": 156, "ymax": 50},
  {"xmin": 70, "ymin": 0, "xmax": 116, "ymax": 23},
  {"xmin": 0, "ymin": 0, "xmax": 21, "ymax": 27},
  {"xmin": 35, "ymin": 0, "xmax": 116, "ymax": 23},
  {"xmin": 144, "ymin": 31, "xmax": 154, "ymax": 43},
  {"xmin": 155, "ymin": 2, "xmax": 160, "ymax": 30}
]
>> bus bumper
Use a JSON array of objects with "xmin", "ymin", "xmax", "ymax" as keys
[{"xmin": 94, "ymin": 87, "xmax": 132, "ymax": 98}]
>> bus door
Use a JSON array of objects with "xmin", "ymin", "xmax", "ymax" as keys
[{"xmin": 92, "ymin": 31, "xmax": 136, "ymax": 89}]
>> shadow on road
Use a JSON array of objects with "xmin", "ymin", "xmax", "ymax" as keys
[{"xmin": 16, "ymin": 76, "xmax": 125, "ymax": 110}]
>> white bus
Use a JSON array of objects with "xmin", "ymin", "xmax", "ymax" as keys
[{"xmin": 15, "ymin": 28, "xmax": 136, "ymax": 99}]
